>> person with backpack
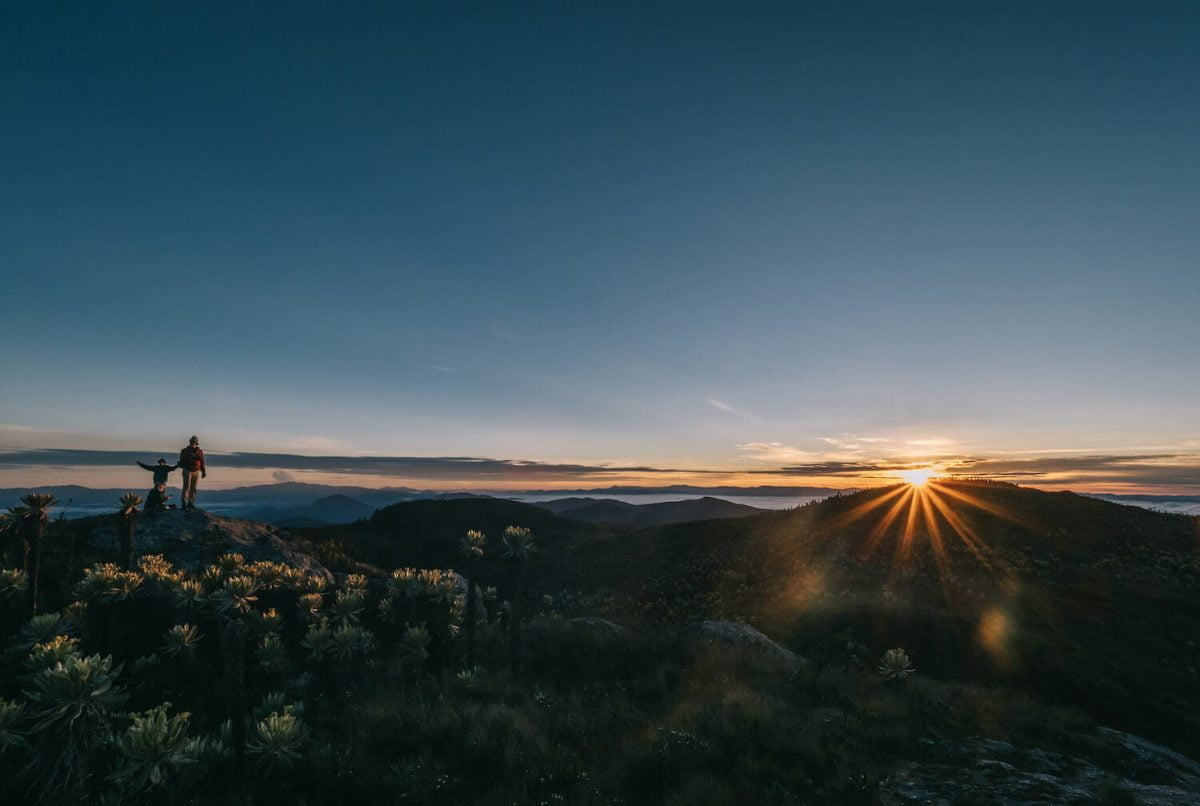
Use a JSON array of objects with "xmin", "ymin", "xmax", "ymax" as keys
[{"xmin": 178, "ymin": 436, "xmax": 207, "ymax": 510}]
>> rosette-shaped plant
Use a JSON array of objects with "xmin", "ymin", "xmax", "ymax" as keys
[
  {"xmin": 330, "ymin": 591, "xmax": 364, "ymax": 626},
  {"xmin": 878, "ymin": 648, "xmax": 916, "ymax": 681},
  {"xmin": 213, "ymin": 575, "xmax": 259, "ymax": 616},
  {"xmin": 0, "ymin": 697, "xmax": 28, "ymax": 752},
  {"xmin": 300, "ymin": 619, "xmax": 335, "ymax": 663},
  {"xmin": 108, "ymin": 703, "xmax": 201, "ymax": 794},
  {"xmin": 247, "ymin": 711, "xmax": 307, "ymax": 773},
  {"xmin": 248, "ymin": 607, "xmax": 284, "ymax": 635},
  {"xmin": 26, "ymin": 635, "xmax": 81, "ymax": 673},
  {"xmin": 256, "ymin": 633, "xmax": 290, "ymax": 676},
  {"xmin": 329, "ymin": 622, "xmax": 374, "ymax": 662},
  {"xmin": 25, "ymin": 653, "xmax": 127, "ymax": 733},
  {"xmin": 162, "ymin": 624, "xmax": 201, "ymax": 660}
]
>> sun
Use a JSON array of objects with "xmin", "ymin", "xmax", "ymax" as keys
[{"xmin": 898, "ymin": 467, "xmax": 935, "ymax": 486}]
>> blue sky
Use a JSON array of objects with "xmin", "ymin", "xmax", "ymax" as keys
[{"xmin": 2, "ymin": 2, "xmax": 1198, "ymax": 492}]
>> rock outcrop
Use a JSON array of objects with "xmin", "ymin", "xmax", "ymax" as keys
[
  {"xmin": 82, "ymin": 508, "xmax": 330, "ymax": 579},
  {"xmin": 882, "ymin": 729, "xmax": 1200, "ymax": 805},
  {"xmin": 679, "ymin": 620, "xmax": 809, "ymax": 668}
]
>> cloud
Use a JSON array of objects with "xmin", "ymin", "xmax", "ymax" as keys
[
  {"xmin": 736, "ymin": 442, "xmax": 818, "ymax": 463},
  {"xmin": 741, "ymin": 452, "xmax": 1200, "ymax": 488},
  {"xmin": 1, "ymin": 447, "xmax": 1197, "ymax": 491},
  {"xmin": 706, "ymin": 398, "xmax": 756, "ymax": 419},
  {"xmin": 753, "ymin": 461, "xmax": 918, "ymax": 476},
  {"xmin": 0, "ymin": 448, "xmax": 719, "ymax": 482},
  {"xmin": 941, "ymin": 454, "xmax": 1200, "ymax": 486},
  {"xmin": 433, "ymin": 366, "xmax": 455, "ymax": 373}
]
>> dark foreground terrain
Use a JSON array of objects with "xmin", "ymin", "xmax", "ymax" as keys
[{"xmin": 0, "ymin": 480, "xmax": 1197, "ymax": 804}]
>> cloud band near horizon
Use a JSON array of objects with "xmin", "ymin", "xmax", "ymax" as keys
[{"xmin": 0, "ymin": 448, "xmax": 1198, "ymax": 491}]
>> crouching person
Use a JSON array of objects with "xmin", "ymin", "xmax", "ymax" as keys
[{"xmin": 145, "ymin": 483, "xmax": 176, "ymax": 513}]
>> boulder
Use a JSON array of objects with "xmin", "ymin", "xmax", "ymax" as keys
[
  {"xmin": 82, "ymin": 508, "xmax": 331, "ymax": 580},
  {"xmin": 882, "ymin": 730, "xmax": 1200, "ymax": 805},
  {"xmin": 679, "ymin": 620, "xmax": 808, "ymax": 669}
]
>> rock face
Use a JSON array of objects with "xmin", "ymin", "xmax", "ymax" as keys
[
  {"xmin": 882, "ymin": 729, "xmax": 1200, "ymax": 805},
  {"xmin": 83, "ymin": 508, "xmax": 330, "ymax": 578},
  {"xmin": 680, "ymin": 620, "xmax": 808, "ymax": 669}
]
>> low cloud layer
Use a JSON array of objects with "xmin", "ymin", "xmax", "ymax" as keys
[
  {"xmin": 0, "ymin": 449, "xmax": 715, "ymax": 482},
  {"xmin": 0, "ymin": 448, "xmax": 1197, "ymax": 491}
]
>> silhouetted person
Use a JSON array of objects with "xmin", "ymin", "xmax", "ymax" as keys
[
  {"xmin": 137, "ymin": 458, "xmax": 179, "ymax": 487},
  {"xmin": 178, "ymin": 436, "xmax": 207, "ymax": 510},
  {"xmin": 145, "ymin": 483, "xmax": 176, "ymax": 513}
]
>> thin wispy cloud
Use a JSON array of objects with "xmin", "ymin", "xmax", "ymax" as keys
[
  {"xmin": 736, "ymin": 442, "xmax": 819, "ymax": 463},
  {"xmin": 433, "ymin": 366, "xmax": 456, "ymax": 373},
  {"xmin": 706, "ymin": 398, "xmax": 757, "ymax": 420}
]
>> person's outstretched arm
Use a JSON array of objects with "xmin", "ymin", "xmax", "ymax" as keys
[{"xmin": 137, "ymin": 461, "xmax": 154, "ymax": 471}]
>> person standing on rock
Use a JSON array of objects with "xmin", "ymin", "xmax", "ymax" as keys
[
  {"xmin": 178, "ymin": 436, "xmax": 207, "ymax": 510},
  {"xmin": 137, "ymin": 457, "xmax": 179, "ymax": 488}
]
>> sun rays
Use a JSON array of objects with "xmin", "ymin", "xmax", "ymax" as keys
[{"xmin": 841, "ymin": 478, "xmax": 1015, "ymax": 579}]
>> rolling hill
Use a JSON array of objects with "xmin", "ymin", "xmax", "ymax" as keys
[
  {"xmin": 310, "ymin": 480, "xmax": 1200, "ymax": 760},
  {"xmin": 244, "ymin": 494, "xmax": 377, "ymax": 526},
  {"xmin": 535, "ymin": 495, "xmax": 768, "ymax": 527}
]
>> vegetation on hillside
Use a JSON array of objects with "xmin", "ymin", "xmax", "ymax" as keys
[{"xmin": 0, "ymin": 482, "xmax": 1196, "ymax": 803}]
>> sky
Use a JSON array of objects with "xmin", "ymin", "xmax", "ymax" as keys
[{"xmin": 2, "ymin": 2, "xmax": 1198, "ymax": 494}]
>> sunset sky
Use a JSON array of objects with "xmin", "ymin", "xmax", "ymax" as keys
[{"xmin": 2, "ymin": 3, "xmax": 1198, "ymax": 494}]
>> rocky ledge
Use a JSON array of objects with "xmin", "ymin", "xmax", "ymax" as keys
[
  {"xmin": 882, "ymin": 728, "xmax": 1200, "ymax": 805},
  {"xmin": 82, "ymin": 508, "xmax": 330, "ymax": 578}
]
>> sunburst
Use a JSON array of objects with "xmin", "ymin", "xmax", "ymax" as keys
[
  {"xmin": 842, "ymin": 478, "xmax": 1022, "ymax": 578},
  {"xmin": 897, "ymin": 467, "xmax": 935, "ymax": 486}
]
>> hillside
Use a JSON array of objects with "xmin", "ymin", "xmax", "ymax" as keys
[
  {"xmin": 550, "ymin": 480, "xmax": 1200, "ymax": 758},
  {"xmin": 5, "ymin": 480, "xmax": 1200, "ymax": 803},
  {"xmin": 535, "ymin": 496, "xmax": 768, "ymax": 527},
  {"xmin": 309, "ymin": 481, "xmax": 1200, "ymax": 759},
  {"xmin": 244, "ymin": 494, "xmax": 377, "ymax": 526},
  {"xmin": 296, "ymin": 497, "xmax": 604, "ymax": 581}
]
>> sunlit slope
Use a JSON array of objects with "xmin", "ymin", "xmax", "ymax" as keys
[{"xmin": 558, "ymin": 480, "xmax": 1200, "ymax": 756}]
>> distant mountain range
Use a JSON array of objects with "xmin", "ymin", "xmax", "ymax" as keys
[
  {"xmin": 243, "ymin": 494, "xmax": 379, "ymax": 527},
  {"xmin": 536, "ymin": 496, "xmax": 768, "ymax": 527},
  {"xmin": 515, "ymin": 484, "xmax": 850, "ymax": 496},
  {"xmin": 8, "ymin": 481, "xmax": 1196, "ymax": 526},
  {"xmin": 0, "ymin": 481, "xmax": 839, "ymax": 522}
]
